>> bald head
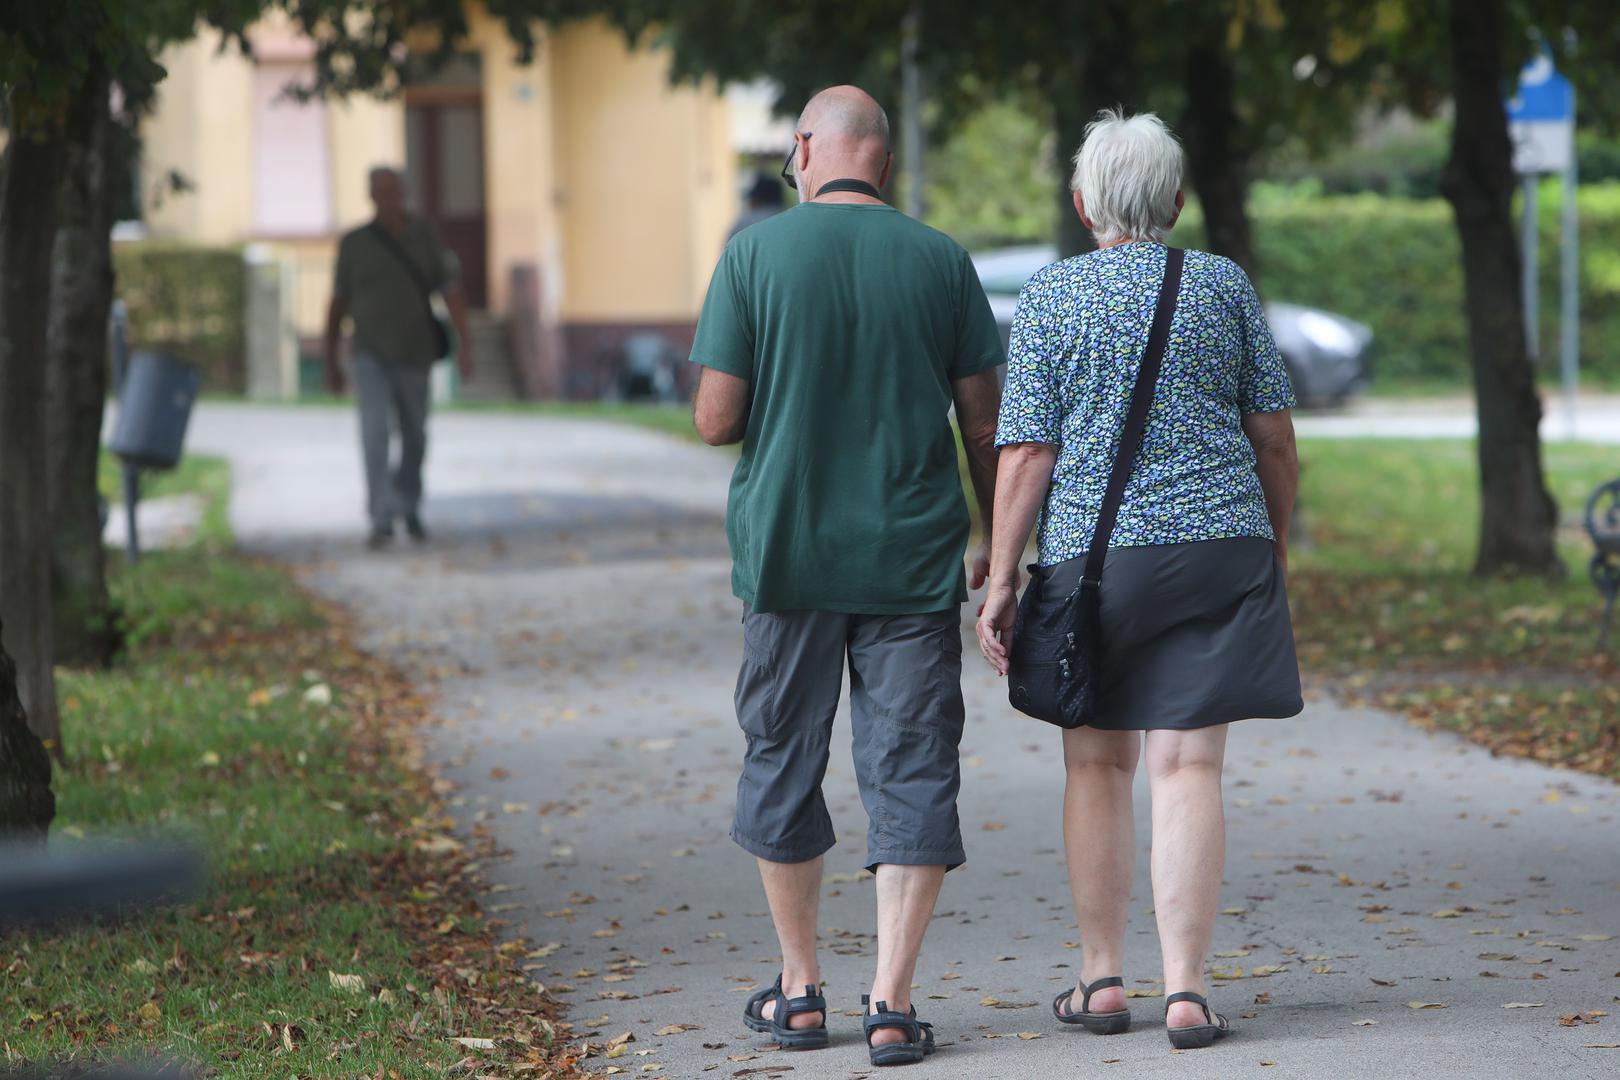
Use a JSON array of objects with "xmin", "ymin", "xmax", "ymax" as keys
[
  {"xmin": 789, "ymin": 85, "xmax": 892, "ymax": 202},
  {"xmin": 797, "ymin": 85, "xmax": 890, "ymax": 150}
]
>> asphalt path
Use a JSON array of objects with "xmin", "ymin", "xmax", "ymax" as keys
[{"xmin": 187, "ymin": 400, "xmax": 1620, "ymax": 1079}]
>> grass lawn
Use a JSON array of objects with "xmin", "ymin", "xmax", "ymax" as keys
[
  {"xmin": 453, "ymin": 400, "xmax": 698, "ymax": 441},
  {"xmin": 1290, "ymin": 438, "xmax": 1620, "ymax": 780},
  {"xmin": 5, "ymin": 457, "xmax": 578, "ymax": 1078},
  {"xmin": 98, "ymin": 451, "xmax": 233, "ymax": 549}
]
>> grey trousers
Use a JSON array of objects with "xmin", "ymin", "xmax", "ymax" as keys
[
  {"xmin": 730, "ymin": 605, "xmax": 967, "ymax": 873},
  {"xmin": 353, "ymin": 352, "xmax": 431, "ymax": 531}
]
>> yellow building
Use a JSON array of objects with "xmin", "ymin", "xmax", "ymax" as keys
[{"xmin": 135, "ymin": 9, "xmax": 738, "ymax": 398}]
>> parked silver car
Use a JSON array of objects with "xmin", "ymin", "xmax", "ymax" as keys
[{"xmin": 973, "ymin": 245, "xmax": 1372, "ymax": 408}]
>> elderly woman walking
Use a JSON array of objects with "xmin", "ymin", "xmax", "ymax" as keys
[{"xmin": 976, "ymin": 109, "xmax": 1303, "ymax": 1050}]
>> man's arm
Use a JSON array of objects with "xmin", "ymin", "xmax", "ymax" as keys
[
  {"xmin": 445, "ymin": 283, "xmax": 475, "ymax": 379},
  {"xmin": 952, "ymin": 368, "xmax": 1002, "ymax": 588},
  {"xmin": 693, "ymin": 366, "xmax": 750, "ymax": 445},
  {"xmin": 1242, "ymin": 408, "xmax": 1298, "ymax": 575},
  {"xmin": 323, "ymin": 293, "xmax": 346, "ymax": 395}
]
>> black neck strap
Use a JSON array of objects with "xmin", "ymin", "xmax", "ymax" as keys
[{"xmin": 815, "ymin": 178, "xmax": 883, "ymax": 199}]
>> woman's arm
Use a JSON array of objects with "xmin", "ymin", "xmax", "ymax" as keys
[
  {"xmin": 976, "ymin": 442, "xmax": 1058, "ymax": 674},
  {"xmin": 1242, "ymin": 409, "xmax": 1298, "ymax": 575}
]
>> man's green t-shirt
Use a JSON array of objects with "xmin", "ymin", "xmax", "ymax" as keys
[{"xmin": 691, "ymin": 202, "xmax": 1005, "ymax": 614}]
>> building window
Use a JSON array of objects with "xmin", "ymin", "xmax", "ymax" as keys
[{"xmin": 252, "ymin": 62, "xmax": 332, "ymax": 234}]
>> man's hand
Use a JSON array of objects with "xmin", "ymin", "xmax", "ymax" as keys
[
  {"xmin": 1274, "ymin": 539, "xmax": 1289, "ymax": 582},
  {"xmin": 975, "ymin": 584, "xmax": 1018, "ymax": 676},
  {"xmin": 457, "ymin": 340, "xmax": 477, "ymax": 383},
  {"xmin": 323, "ymin": 349, "xmax": 345, "ymax": 395},
  {"xmin": 966, "ymin": 542, "xmax": 990, "ymax": 591}
]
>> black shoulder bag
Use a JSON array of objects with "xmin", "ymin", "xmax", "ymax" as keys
[
  {"xmin": 368, "ymin": 222, "xmax": 453, "ymax": 362},
  {"xmin": 1007, "ymin": 247, "xmax": 1185, "ymax": 729}
]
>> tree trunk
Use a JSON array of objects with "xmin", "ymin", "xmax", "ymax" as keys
[
  {"xmin": 1182, "ymin": 42, "xmax": 1258, "ymax": 280},
  {"xmin": 1053, "ymin": 88, "xmax": 1096, "ymax": 260},
  {"xmin": 0, "ymin": 620, "xmax": 54, "ymax": 839},
  {"xmin": 1052, "ymin": 0, "xmax": 1139, "ymax": 259},
  {"xmin": 48, "ymin": 63, "xmax": 118, "ymax": 669},
  {"xmin": 1438, "ymin": 0, "xmax": 1561, "ymax": 578},
  {"xmin": 0, "ymin": 118, "xmax": 68, "ymax": 752}
]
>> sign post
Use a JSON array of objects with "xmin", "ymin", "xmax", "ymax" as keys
[{"xmin": 1507, "ymin": 51, "xmax": 1578, "ymax": 439}]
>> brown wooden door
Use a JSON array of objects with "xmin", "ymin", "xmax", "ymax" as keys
[{"xmin": 406, "ymin": 92, "xmax": 488, "ymax": 308}]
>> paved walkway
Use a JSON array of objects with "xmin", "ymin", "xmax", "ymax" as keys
[{"xmin": 188, "ymin": 402, "xmax": 1620, "ymax": 1079}]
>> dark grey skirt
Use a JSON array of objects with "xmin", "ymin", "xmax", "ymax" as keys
[{"xmin": 1039, "ymin": 537, "xmax": 1303, "ymax": 731}]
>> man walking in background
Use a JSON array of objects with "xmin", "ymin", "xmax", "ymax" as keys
[
  {"xmin": 726, "ymin": 171, "xmax": 785, "ymax": 243},
  {"xmin": 690, "ymin": 85, "xmax": 1004, "ymax": 1067},
  {"xmin": 324, "ymin": 166, "xmax": 473, "ymax": 549}
]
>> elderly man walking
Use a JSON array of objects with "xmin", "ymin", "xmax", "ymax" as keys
[
  {"xmin": 690, "ymin": 86, "xmax": 1004, "ymax": 1068},
  {"xmin": 324, "ymin": 166, "xmax": 473, "ymax": 549}
]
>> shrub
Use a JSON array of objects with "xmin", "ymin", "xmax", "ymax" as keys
[
  {"xmin": 113, "ymin": 242, "xmax": 246, "ymax": 393},
  {"xmin": 1235, "ymin": 184, "xmax": 1620, "ymax": 383}
]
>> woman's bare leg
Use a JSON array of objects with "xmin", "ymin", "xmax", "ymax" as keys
[
  {"xmin": 1060, "ymin": 726, "xmax": 1141, "ymax": 1014},
  {"xmin": 1144, "ymin": 724, "xmax": 1229, "ymax": 1029}
]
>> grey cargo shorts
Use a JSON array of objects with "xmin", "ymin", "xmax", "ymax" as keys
[{"xmin": 730, "ymin": 604, "xmax": 967, "ymax": 872}]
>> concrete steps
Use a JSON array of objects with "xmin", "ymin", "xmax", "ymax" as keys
[{"xmin": 457, "ymin": 312, "xmax": 519, "ymax": 401}]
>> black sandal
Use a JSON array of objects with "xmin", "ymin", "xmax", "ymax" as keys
[
  {"xmin": 1165, "ymin": 990, "xmax": 1232, "ymax": 1049},
  {"xmin": 1052, "ymin": 975, "xmax": 1131, "ymax": 1034},
  {"xmin": 862, "ymin": 995, "xmax": 935, "ymax": 1067},
  {"xmin": 742, "ymin": 976, "xmax": 828, "ymax": 1050}
]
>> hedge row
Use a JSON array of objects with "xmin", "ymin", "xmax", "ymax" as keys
[
  {"xmin": 1175, "ymin": 183, "xmax": 1620, "ymax": 383},
  {"xmin": 113, "ymin": 242, "xmax": 246, "ymax": 393}
]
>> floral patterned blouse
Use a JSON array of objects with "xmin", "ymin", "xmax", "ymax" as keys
[{"xmin": 994, "ymin": 243, "xmax": 1295, "ymax": 565}]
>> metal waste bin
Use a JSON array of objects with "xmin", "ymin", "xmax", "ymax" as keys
[{"xmin": 109, "ymin": 352, "xmax": 200, "ymax": 469}]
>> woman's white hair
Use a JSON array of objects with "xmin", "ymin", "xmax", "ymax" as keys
[{"xmin": 1069, "ymin": 108, "xmax": 1184, "ymax": 245}]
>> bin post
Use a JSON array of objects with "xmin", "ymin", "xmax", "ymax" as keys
[{"xmin": 121, "ymin": 462, "xmax": 141, "ymax": 565}]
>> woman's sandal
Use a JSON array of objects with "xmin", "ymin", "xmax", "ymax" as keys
[
  {"xmin": 1052, "ymin": 975, "xmax": 1132, "ymax": 1034},
  {"xmin": 861, "ymin": 995, "xmax": 935, "ymax": 1067},
  {"xmin": 1165, "ymin": 990, "xmax": 1232, "ymax": 1050},
  {"xmin": 741, "ymin": 976, "xmax": 829, "ymax": 1050}
]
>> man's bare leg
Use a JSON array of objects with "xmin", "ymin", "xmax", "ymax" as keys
[
  {"xmin": 866, "ymin": 863, "xmax": 946, "ymax": 1046},
  {"xmin": 758, "ymin": 856, "xmax": 826, "ymax": 1027}
]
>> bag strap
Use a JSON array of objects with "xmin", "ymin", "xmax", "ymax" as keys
[
  {"xmin": 367, "ymin": 220, "xmax": 439, "ymax": 305},
  {"xmin": 1081, "ymin": 247, "xmax": 1185, "ymax": 586}
]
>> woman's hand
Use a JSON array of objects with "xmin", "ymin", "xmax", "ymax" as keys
[{"xmin": 976, "ymin": 584, "xmax": 1018, "ymax": 676}]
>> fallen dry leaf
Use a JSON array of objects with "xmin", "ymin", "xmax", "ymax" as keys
[
  {"xmin": 327, "ymin": 971, "xmax": 365, "ymax": 994},
  {"xmin": 1407, "ymin": 1002, "xmax": 1448, "ymax": 1010},
  {"xmin": 452, "ymin": 1036, "xmax": 496, "ymax": 1050},
  {"xmin": 1503, "ymin": 1002, "xmax": 1545, "ymax": 1009}
]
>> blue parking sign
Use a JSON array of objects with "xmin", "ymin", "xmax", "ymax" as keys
[
  {"xmin": 1506, "ymin": 53, "xmax": 1574, "ymax": 123},
  {"xmin": 1507, "ymin": 52, "xmax": 1574, "ymax": 174}
]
